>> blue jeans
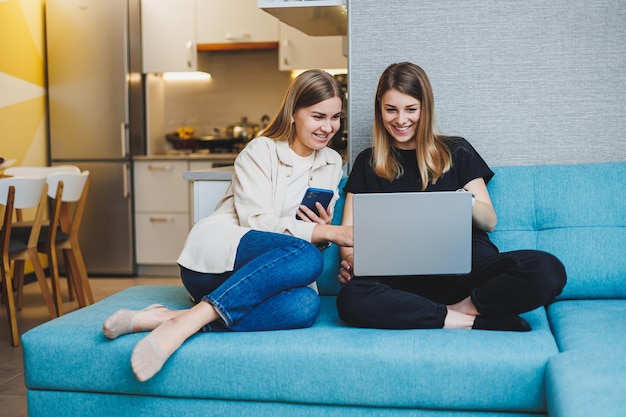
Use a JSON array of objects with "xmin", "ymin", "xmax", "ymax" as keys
[{"xmin": 179, "ymin": 230, "xmax": 322, "ymax": 332}]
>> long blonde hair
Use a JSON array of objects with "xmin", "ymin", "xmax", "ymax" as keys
[
  {"xmin": 372, "ymin": 62, "xmax": 451, "ymax": 189},
  {"xmin": 260, "ymin": 70, "xmax": 344, "ymax": 144}
]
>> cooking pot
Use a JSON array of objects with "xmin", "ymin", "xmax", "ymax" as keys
[{"xmin": 226, "ymin": 117, "xmax": 260, "ymax": 141}]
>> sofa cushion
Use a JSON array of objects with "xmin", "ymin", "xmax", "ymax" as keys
[
  {"xmin": 547, "ymin": 299, "xmax": 626, "ymax": 352},
  {"xmin": 546, "ymin": 351, "xmax": 626, "ymax": 417},
  {"xmin": 23, "ymin": 285, "xmax": 559, "ymax": 413},
  {"xmin": 488, "ymin": 163, "xmax": 626, "ymax": 299}
]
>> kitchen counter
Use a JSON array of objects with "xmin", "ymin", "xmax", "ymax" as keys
[
  {"xmin": 134, "ymin": 152, "xmax": 238, "ymax": 162},
  {"xmin": 183, "ymin": 165, "xmax": 234, "ymax": 181}
]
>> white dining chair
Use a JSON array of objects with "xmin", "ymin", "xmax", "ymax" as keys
[
  {"xmin": 43, "ymin": 171, "xmax": 92, "ymax": 311},
  {"xmin": 0, "ymin": 176, "xmax": 57, "ymax": 346},
  {"xmin": 10, "ymin": 171, "xmax": 93, "ymax": 315},
  {"xmin": 5, "ymin": 165, "xmax": 81, "ymax": 223}
]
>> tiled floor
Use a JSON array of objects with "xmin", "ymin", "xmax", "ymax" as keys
[{"xmin": 0, "ymin": 275, "xmax": 181, "ymax": 417}]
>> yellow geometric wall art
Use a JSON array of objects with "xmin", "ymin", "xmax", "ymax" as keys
[
  {"xmin": 0, "ymin": 0, "xmax": 44, "ymax": 86},
  {"xmin": 0, "ymin": 95, "xmax": 45, "ymax": 163},
  {"xmin": 14, "ymin": 0, "xmax": 45, "ymax": 59},
  {"xmin": 0, "ymin": 0, "xmax": 46, "ymax": 167},
  {"xmin": 0, "ymin": 0, "xmax": 47, "ymax": 273}
]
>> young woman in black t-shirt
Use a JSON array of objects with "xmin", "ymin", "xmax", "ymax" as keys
[{"xmin": 336, "ymin": 62, "xmax": 566, "ymax": 331}]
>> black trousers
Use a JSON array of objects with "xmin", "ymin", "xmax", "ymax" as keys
[{"xmin": 336, "ymin": 250, "xmax": 566, "ymax": 329}]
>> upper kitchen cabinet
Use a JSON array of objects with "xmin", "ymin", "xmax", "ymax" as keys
[
  {"xmin": 259, "ymin": 0, "xmax": 347, "ymax": 36},
  {"xmin": 196, "ymin": 0, "xmax": 279, "ymax": 51},
  {"xmin": 279, "ymin": 23, "xmax": 346, "ymax": 71},
  {"xmin": 141, "ymin": 0, "xmax": 197, "ymax": 73}
]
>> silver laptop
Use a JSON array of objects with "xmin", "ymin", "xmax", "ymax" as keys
[{"xmin": 352, "ymin": 192, "xmax": 473, "ymax": 277}]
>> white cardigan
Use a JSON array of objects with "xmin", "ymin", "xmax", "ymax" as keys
[{"xmin": 177, "ymin": 136, "xmax": 344, "ymax": 273}]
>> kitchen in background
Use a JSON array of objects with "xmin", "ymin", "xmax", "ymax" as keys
[
  {"xmin": 139, "ymin": 50, "xmax": 347, "ymax": 276},
  {"xmin": 148, "ymin": 0, "xmax": 348, "ymax": 158},
  {"xmin": 148, "ymin": 50, "xmax": 293, "ymax": 156},
  {"xmin": 45, "ymin": 0, "xmax": 347, "ymax": 277},
  {"xmin": 148, "ymin": 51, "xmax": 347, "ymax": 159}
]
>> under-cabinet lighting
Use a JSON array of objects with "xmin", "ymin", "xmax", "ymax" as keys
[{"xmin": 162, "ymin": 72, "xmax": 211, "ymax": 81}]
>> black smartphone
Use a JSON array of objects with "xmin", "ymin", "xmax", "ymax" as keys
[{"xmin": 296, "ymin": 188, "xmax": 334, "ymax": 219}]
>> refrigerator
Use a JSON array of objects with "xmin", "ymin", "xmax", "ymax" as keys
[{"xmin": 46, "ymin": 0, "xmax": 145, "ymax": 275}]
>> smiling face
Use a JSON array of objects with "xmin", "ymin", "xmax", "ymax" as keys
[
  {"xmin": 290, "ymin": 96, "xmax": 343, "ymax": 156},
  {"xmin": 380, "ymin": 89, "xmax": 421, "ymax": 150}
]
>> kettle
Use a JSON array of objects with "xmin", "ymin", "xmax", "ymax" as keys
[{"xmin": 227, "ymin": 117, "xmax": 260, "ymax": 141}]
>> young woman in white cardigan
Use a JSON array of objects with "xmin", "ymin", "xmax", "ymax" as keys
[{"xmin": 103, "ymin": 70, "xmax": 353, "ymax": 382}]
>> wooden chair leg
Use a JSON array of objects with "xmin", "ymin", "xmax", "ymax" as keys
[
  {"xmin": 13, "ymin": 261, "xmax": 25, "ymax": 312},
  {"xmin": 28, "ymin": 249, "xmax": 58, "ymax": 319},
  {"xmin": 70, "ymin": 242, "xmax": 93, "ymax": 305},
  {"xmin": 66, "ymin": 271, "xmax": 75, "ymax": 302},
  {"xmin": 1, "ymin": 260, "xmax": 20, "ymax": 347},
  {"xmin": 46, "ymin": 246, "xmax": 64, "ymax": 316},
  {"xmin": 63, "ymin": 249, "xmax": 87, "ymax": 308}
]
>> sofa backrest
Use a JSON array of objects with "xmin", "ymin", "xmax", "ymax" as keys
[
  {"xmin": 318, "ymin": 163, "xmax": 626, "ymax": 299},
  {"xmin": 317, "ymin": 177, "xmax": 348, "ymax": 296},
  {"xmin": 489, "ymin": 162, "xmax": 626, "ymax": 300}
]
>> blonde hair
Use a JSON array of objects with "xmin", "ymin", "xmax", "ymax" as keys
[
  {"xmin": 260, "ymin": 70, "xmax": 344, "ymax": 144},
  {"xmin": 372, "ymin": 62, "xmax": 451, "ymax": 189}
]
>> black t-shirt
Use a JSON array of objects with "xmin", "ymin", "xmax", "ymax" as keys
[{"xmin": 345, "ymin": 137, "xmax": 499, "ymax": 261}]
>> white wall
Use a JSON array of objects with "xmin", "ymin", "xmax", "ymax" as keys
[{"xmin": 347, "ymin": 0, "xmax": 626, "ymax": 167}]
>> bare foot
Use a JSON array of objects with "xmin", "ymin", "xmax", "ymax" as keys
[
  {"xmin": 443, "ymin": 309, "xmax": 475, "ymax": 329},
  {"xmin": 447, "ymin": 296, "xmax": 479, "ymax": 316}
]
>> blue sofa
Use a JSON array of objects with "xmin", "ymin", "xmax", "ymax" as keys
[{"xmin": 22, "ymin": 162, "xmax": 626, "ymax": 416}]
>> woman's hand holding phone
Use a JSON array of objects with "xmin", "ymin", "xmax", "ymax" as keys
[
  {"xmin": 296, "ymin": 188, "xmax": 334, "ymax": 224},
  {"xmin": 297, "ymin": 202, "xmax": 332, "ymax": 224}
]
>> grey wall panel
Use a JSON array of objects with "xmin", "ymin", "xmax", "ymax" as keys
[{"xmin": 348, "ymin": 0, "xmax": 626, "ymax": 168}]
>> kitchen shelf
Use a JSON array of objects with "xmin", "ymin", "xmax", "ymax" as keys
[{"xmin": 197, "ymin": 42, "xmax": 279, "ymax": 52}]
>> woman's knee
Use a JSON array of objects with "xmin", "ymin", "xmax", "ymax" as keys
[
  {"xmin": 285, "ymin": 287, "xmax": 321, "ymax": 328},
  {"xmin": 538, "ymin": 251, "xmax": 567, "ymax": 297},
  {"xmin": 517, "ymin": 250, "xmax": 567, "ymax": 299}
]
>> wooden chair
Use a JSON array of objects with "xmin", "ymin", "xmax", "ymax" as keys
[
  {"xmin": 11, "ymin": 171, "xmax": 92, "ymax": 315},
  {"xmin": 0, "ymin": 176, "xmax": 57, "ymax": 346},
  {"xmin": 4, "ymin": 165, "xmax": 80, "ymax": 223},
  {"xmin": 43, "ymin": 171, "xmax": 92, "ymax": 311}
]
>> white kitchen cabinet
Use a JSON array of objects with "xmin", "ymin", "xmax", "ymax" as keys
[
  {"xmin": 134, "ymin": 161, "xmax": 189, "ymax": 213},
  {"xmin": 134, "ymin": 158, "xmax": 236, "ymax": 270},
  {"xmin": 134, "ymin": 213, "xmax": 190, "ymax": 265},
  {"xmin": 279, "ymin": 23, "xmax": 347, "ymax": 71},
  {"xmin": 134, "ymin": 160, "xmax": 189, "ymax": 265},
  {"xmin": 141, "ymin": 0, "xmax": 197, "ymax": 73},
  {"xmin": 196, "ymin": 0, "xmax": 279, "ymax": 45}
]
